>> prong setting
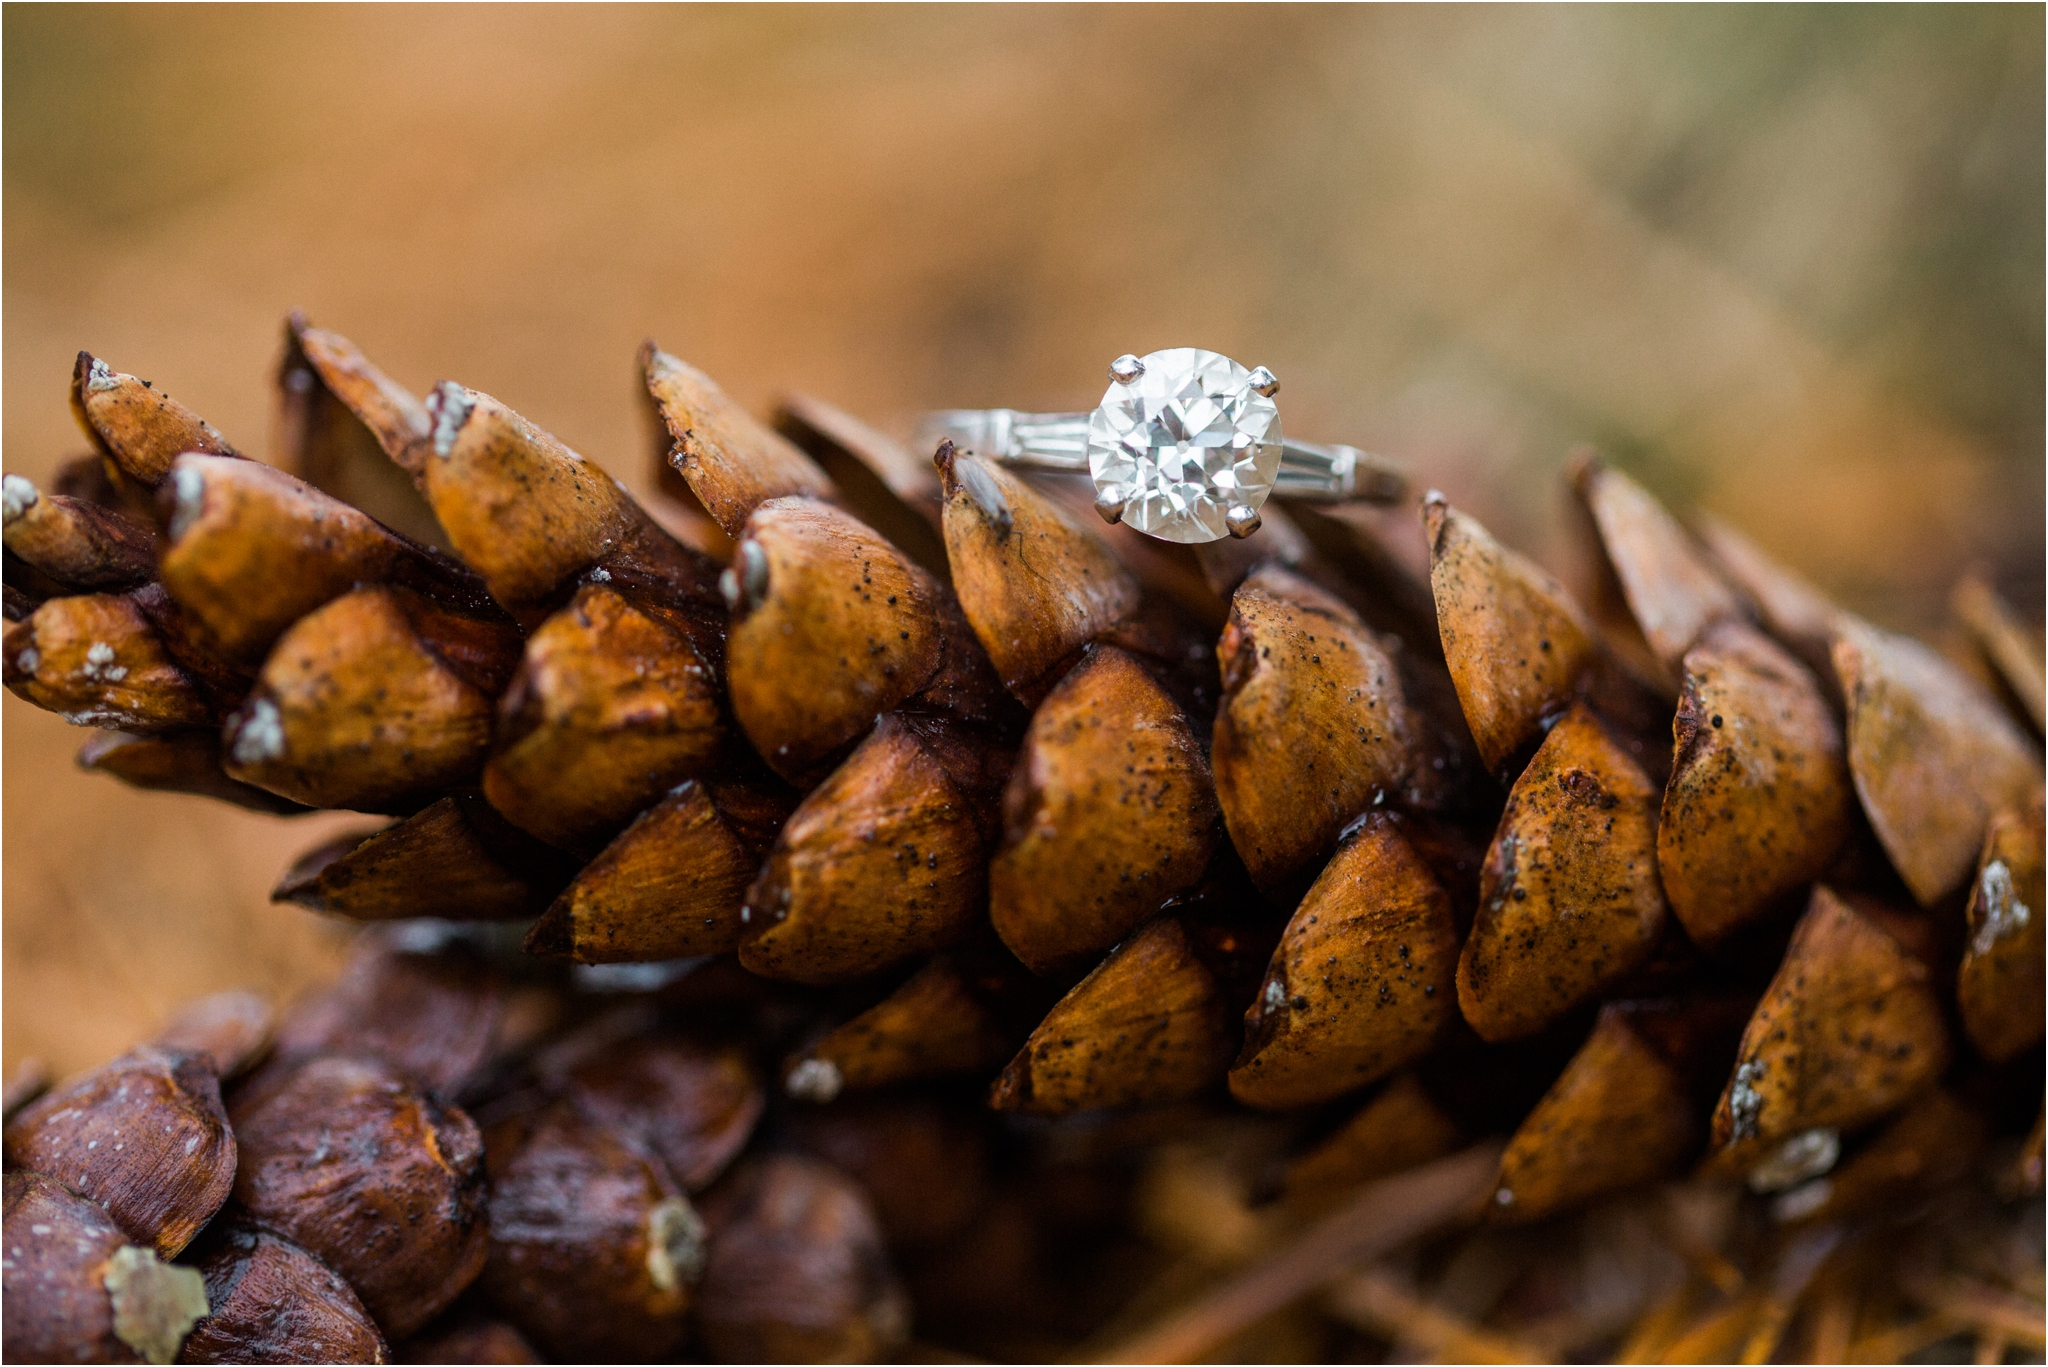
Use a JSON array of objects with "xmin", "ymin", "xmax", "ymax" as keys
[
  {"xmin": 1225, "ymin": 504, "xmax": 1263, "ymax": 539},
  {"xmin": 1108, "ymin": 354, "xmax": 1146, "ymax": 385},
  {"xmin": 1249, "ymin": 366, "xmax": 1280, "ymax": 398},
  {"xmin": 1094, "ymin": 487, "xmax": 1128, "ymax": 526}
]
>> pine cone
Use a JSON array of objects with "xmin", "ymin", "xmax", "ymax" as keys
[{"xmin": 2, "ymin": 317, "xmax": 2040, "ymax": 1363}]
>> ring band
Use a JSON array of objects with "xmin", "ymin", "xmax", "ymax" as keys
[{"xmin": 917, "ymin": 347, "xmax": 1406, "ymax": 544}]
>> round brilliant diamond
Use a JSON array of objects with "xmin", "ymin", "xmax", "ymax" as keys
[{"xmin": 1085, "ymin": 347, "xmax": 1282, "ymax": 544}]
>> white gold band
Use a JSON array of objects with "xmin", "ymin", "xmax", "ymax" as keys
[{"xmin": 914, "ymin": 408, "xmax": 1406, "ymax": 503}]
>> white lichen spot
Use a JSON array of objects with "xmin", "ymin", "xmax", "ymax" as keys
[
  {"xmin": 80, "ymin": 641, "xmax": 127, "ymax": 684},
  {"xmin": 644, "ymin": 1197, "xmax": 708, "ymax": 1292},
  {"xmin": 1972, "ymin": 860, "xmax": 2031, "ymax": 956},
  {"xmin": 167, "ymin": 465, "xmax": 209, "ymax": 541},
  {"xmin": 589, "ymin": 566, "xmax": 612, "ymax": 583},
  {"xmin": 429, "ymin": 384, "xmax": 475, "ymax": 458},
  {"xmin": 17, "ymin": 646, "xmax": 40, "ymax": 676},
  {"xmin": 85, "ymin": 358, "xmax": 120, "ymax": 393},
  {"xmin": 1746, "ymin": 1127, "xmax": 1839, "ymax": 1193},
  {"xmin": 2, "ymin": 475, "xmax": 38, "ymax": 525},
  {"xmin": 1262, "ymin": 977, "xmax": 1289, "ymax": 1014},
  {"xmin": 1727, "ymin": 1059, "xmax": 1767, "ymax": 1141},
  {"xmin": 785, "ymin": 1058, "xmax": 844, "ymax": 1104},
  {"xmin": 230, "ymin": 698, "xmax": 286, "ymax": 765},
  {"xmin": 104, "ymin": 1245, "xmax": 209, "ymax": 1364}
]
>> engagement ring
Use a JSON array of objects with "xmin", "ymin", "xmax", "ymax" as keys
[{"xmin": 918, "ymin": 347, "xmax": 1405, "ymax": 544}]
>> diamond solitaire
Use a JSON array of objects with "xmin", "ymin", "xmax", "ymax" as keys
[
  {"xmin": 1086, "ymin": 348, "xmax": 1281, "ymax": 545},
  {"xmin": 916, "ymin": 352, "xmax": 1405, "ymax": 544}
]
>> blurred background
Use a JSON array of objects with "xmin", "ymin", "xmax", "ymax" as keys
[{"xmin": 5, "ymin": 5, "xmax": 2041, "ymax": 1075}]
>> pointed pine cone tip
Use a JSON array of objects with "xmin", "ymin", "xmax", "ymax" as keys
[
  {"xmin": 795, "ymin": 956, "xmax": 1015, "ymax": 1093},
  {"xmin": 5, "ymin": 479, "xmax": 159, "ymax": 594},
  {"xmin": 642, "ymin": 341, "xmax": 833, "ymax": 536},
  {"xmin": 72, "ymin": 727, "xmax": 127, "ymax": 768},
  {"xmin": 280, "ymin": 306, "xmax": 315, "ymax": 369},
  {"xmin": 1488, "ymin": 1005, "xmax": 1694, "ymax": 1225},
  {"xmin": 990, "ymin": 916, "xmax": 1231, "ymax": 1116},
  {"xmin": 1951, "ymin": 568, "xmax": 2046, "ymax": 732},
  {"xmin": 989, "ymin": 644, "xmax": 1218, "ymax": 974},
  {"xmin": 68, "ymin": 350, "xmax": 112, "ymax": 455},
  {"xmin": 938, "ymin": 449, "xmax": 1140, "ymax": 702},
  {"xmin": 1564, "ymin": 444, "xmax": 1601, "ymax": 492},
  {"xmin": 737, "ymin": 717, "xmax": 996, "ymax": 984},
  {"xmin": 723, "ymin": 498, "xmax": 943, "ymax": 783},
  {"xmin": 1958, "ymin": 794, "xmax": 2046, "ymax": 1062},
  {"xmin": 285, "ymin": 313, "xmax": 435, "ymax": 472},
  {"xmin": 416, "ymin": 383, "xmax": 653, "ymax": 616},
  {"xmin": 157, "ymin": 452, "xmax": 485, "ymax": 665},
  {"xmin": 73, "ymin": 729, "xmax": 313, "ymax": 816},
  {"xmin": 986, "ymin": 1061, "xmax": 1027, "ymax": 1112},
  {"xmin": 5, "ymin": 1044, "xmax": 237, "ymax": 1259},
  {"xmin": 1422, "ymin": 493, "xmax": 1597, "ymax": 778},
  {"xmin": 522, "ymin": 900, "xmax": 576, "ymax": 961},
  {"xmin": 268, "ymin": 837, "xmax": 346, "ymax": 909},
  {"xmin": 1831, "ymin": 612, "xmax": 2042, "ymax": 906},
  {"xmin": 1456, "ymin": 702, "xmax": 1667, "ymax": 1042},
  {"xmin": 180, "ymin": 1217, "xmax": 388, "ymax": 1365},
  {"xmin": 222, "ymin": 587, "xmax": 518, "ymax": 812},
  {"xmin": 1568, "ymin": 453, "xmax": 1743, "ymax": 674},
  {"xmin": 478, "ymin": 1101, "xmax": 696, "ymax": 1360},
  {"xmin": 268, "ymin": 797, "xmax": 556, "ymax": 924},
  {"xmin": 1419, "ymin": 488, "xmax": 1449, "ymax": 542},
  {"xmin": 1227, "ymin": 813, "xmax": 1457, "ymax": 1110},
  {"xmin": 538, "ymin": 779, "xmax": 776, "ymax": 965},
  {"xmin": 934, "ymin": 441, "xmax": 1010, "ymax": 534},
  {"xmin": 227, "ymin": 1055, "xmax": 488, "ymax": 1339},
  {"xmin": 1709, "ymin": 885, "xmax": 1948, "ymax": 1163},
  {"xmin": 1658, "ymin": 621, "xmax": 1851, "ymax": 947},
  {"xmin": 1212, "ymin": 564, "xmax": 1421, "ymax": 890},
  {"xmin": 68, "ymin": 351, "xmax": 238, "ymax": 489},
  {"xmin": 5, "ymin": 591, "xmax": 218, "ymax": 732},
  {"xmin": 482, "ymin": 582, "xmax": 726, "ymax": 846}
]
